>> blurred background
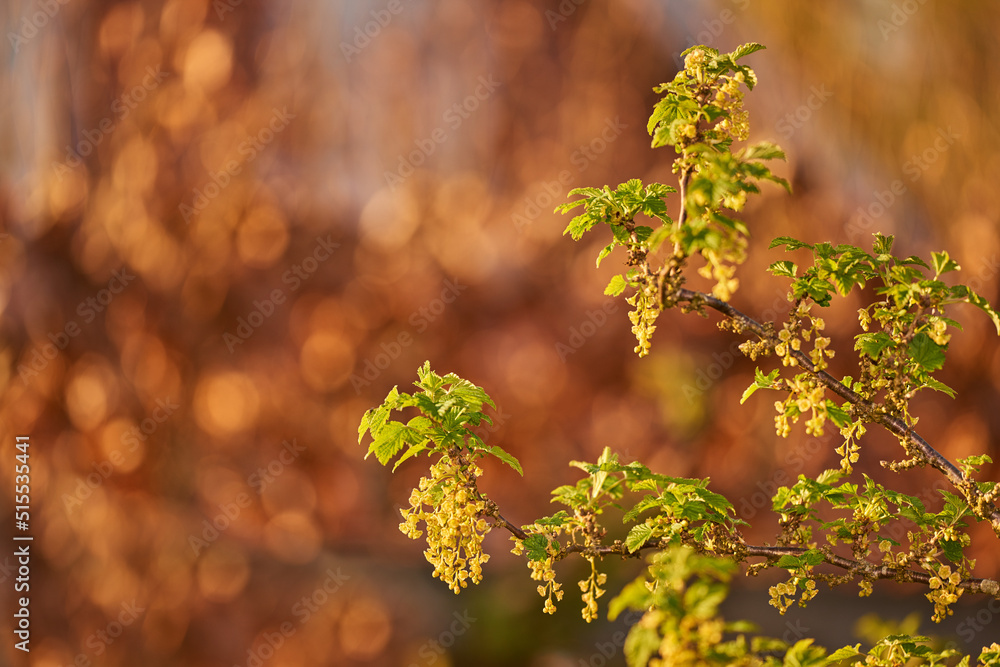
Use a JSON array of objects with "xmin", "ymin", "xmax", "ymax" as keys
[{"xmin": 2, "ymin": 0, "xmax": 1000, "ymax": 665}]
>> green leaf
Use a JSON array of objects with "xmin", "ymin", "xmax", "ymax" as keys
[
  {"xmin": 900, "ymin": 255, "xmax": 931, "ymax": 270},
  {"xmin": 931, "ymin": 250, "xmax": 960, "ymax": 276},
  {"xmin": 366, "ymin": 421, "xmax": 409, "ymax": 465},
  {"xmin": 769, "ymin": 260, "xmax": 798, "ymax": 278},
  {"xmin": 358, "ymin": 386, "xmax": 400, "ymax": 443},
  {"xmin": 741, "ymin": 367, "xmax": 780, "ymax": 404},
  {"xmin": 801, "ymin": 549, "xmax": 825, "ymax": 566},
  {"xmin": 563, "ymin": 212, "xmax": 599, "ymax": 240},
  {"xmin": 907, "ymin": 332, "xmax": 946, "ymax": 371},
  {"xmin": 741, "ymin": 141, "xmax": 785, "ymax": 162},
  {"xmin": 732, "ymin": 42, "xmax": 766, "ymax": 61},
  {"xmin": 855, "ymin": 332, "xmax": 894, "ymax": 359},
  {"xmin": 872, "ymin": 233, "xmax": 895, "ymax": 256},
  {"xmin": 921, "ymin": 376, "xmax": 956, "ymax": 398},
  {"xmin": 534, "ymin": 511, "xmax": 570, "ymax": 527},
  {"xmin": 826, "ymin": 645, "xmax": 863, "ymax": 662},
  {"xmin": 826, "ymin": 401, "xmax": 851, "ymax": 428},
  {"xmin": 776, "ymin": 555, "xmax": 802, "ymax": 568},
  {"xmin": 770, "ymin": 236, "xmax": 814, "ymax": 252},
  {"xmin": 487, "ymin": 445, "xmax": 523, "ymax": 475},
  {"xmin": 392, "ymin": 441, "xmax": 429, "ymax": 472},
  {"xmin": 605, "ymin": 274, "xmax": 628, "ymax": 296},
  {"xmin": 623, "ymin": 625, "xmax": 660, "ymax": 667},
  {"xmin": 784, "ymin": 638, "xmax": 827, "ymax": 667},
  {"xmin": 940, "ymin": 538, "xmax": 964, "ymax": 563},
  {"xmin": 523, "ymin": 533, "xmax": 551, "ymax": 561},
  {"xmin": 960, "ymin": 454, "xmax": 993, "ymax": 469},
  {"xmin": 625, "ymin": 523, "xmax": 654, "ymax": 553},
  {"xmin": 596, "ymin": 242, "xmax": 616, "ymax": 267},
  {"xmin": 951, "ymin": 285, "xmax": 1000, "ymax": 334}
]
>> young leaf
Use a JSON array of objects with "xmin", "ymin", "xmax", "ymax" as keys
[
  {"xmin": 907, "ymin": 332, "xmax": 946, "ymax": 372},
  {"xmin": 732, "ymin": 42, "xmax": 766, "ymax": 61},
  {"xmin": 769, "ymin": 236, "xmax": 814, "ymax": 252},
  {"xmin": 827, "ymin": 645, "xmax": 863, "ymax": 662},
  {"xmin": 740, "ymin": 141, "xmax": 785, "ymax": 161},
  {"xmin": 921, "ymin": 377, "xmax": 956, "ymax": 398},
  {"xmin": 951, "ymin": 285, "xmax": 1000, "ymax": 334},
  {"xmin": 523, "ymin": 534, "xmax": 551, "ymax": 561},
  {"xmin": 596, "ymin": 242, "xmax": 616, "ymax": 268},
  {"xmin": 940, "ymin": 539, "xmax": 964, "ymax": 563},
  {"xmin": 768, "ymin": 260, "xmax": 798, "ymax": 278},
  {"xmin": 392, "ymin": 441, "xmax": 429, "ymax": 472},
  {"xmin": 741, "ymin": 367, "xmax": 780, "ymax": 404},
  {"xmin": 872, "ymin": 233, "xmax": 895, "ymax": 257},
  {"xmin": 605, "ymin": 274, "xmax": 628, "ymax": 296},
  {"xmin": 487, "ymin": 445, "xmax": 523, "ymax": 476},
  {"xmin": 625, "ymin": 523, "xmax": 653, "ymax": 553},
  {"xmin": 776, "ymin": 554, "xmax": 802, "ymax": 568},
  {"xmin": 855, "ymin": 332, "xmax": 894, "ymax": 359},
  {"xmin": 931, "ymin": 250, "xmax": 960, "ymax": 276},
  {"xmin": 366, "ymin": 421, "xmax": 410, "ymax": 465}
]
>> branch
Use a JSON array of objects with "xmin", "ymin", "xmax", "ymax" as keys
[
  {"xmin": 674, "ymin": 287, "xmax": 1000, "ymax": 533},
  {"xmin": 560, "ymin": 538, "xmax": 1000, "ymax": 597},
  {"xmin": 482, "ymin": 500, "xmax": 527, "ymax": 540},
  {"xmin": 743, "ymin": 543, "xmax": 999, "ymax": 595}
]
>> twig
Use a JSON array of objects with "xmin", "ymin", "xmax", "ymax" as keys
[
  {"xmin": 674, "ymin": 286, "xmax": 1000, "ymax": 533},
  {"xmin": 554, "ymin": 536, "xmax": 999, "ymax": 596}
]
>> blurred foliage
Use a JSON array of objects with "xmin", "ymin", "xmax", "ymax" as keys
[{"xmin": 1, "ymin": 0, "xmax": 999, "ymax": 665}]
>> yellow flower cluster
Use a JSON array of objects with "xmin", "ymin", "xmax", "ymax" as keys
[
  {"xmin": 926, "ymin": 564, "xmax": 963, "ymax": 622},
  {"xmin": 697, "ymin": 247, "xmax": 743, "ymax": 302},
  {"xmin": 399, "ymin": 455, "xmax": 491, "ymax": 594},
  {"xmin": 836, "ymin": 420, "xmax": 865, "ymax": 473},
  {"xmin": 511, "ymin": 538, "xmax": 564, "ymax": 614},
  {"xmin": 775, "ymin": 304, "xmax": 833, "ymax": 371},
  {"xmin": 768, "ymin": 576, "xmax": 817, "ymax": 614},
  {"xmin": 578, "ymin": 556, "xmax": 608, "ymax": 623},
  {"xmin": 714, "ymin": 72, "xmax": 750, "ymax": 142},
  {"xmin": 683, "ymin": 48, "xmax": 707, "ymax": 70},
  {"xmin": 627, "ymin": 285, "xmax": 661, "ymax": 357}
]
